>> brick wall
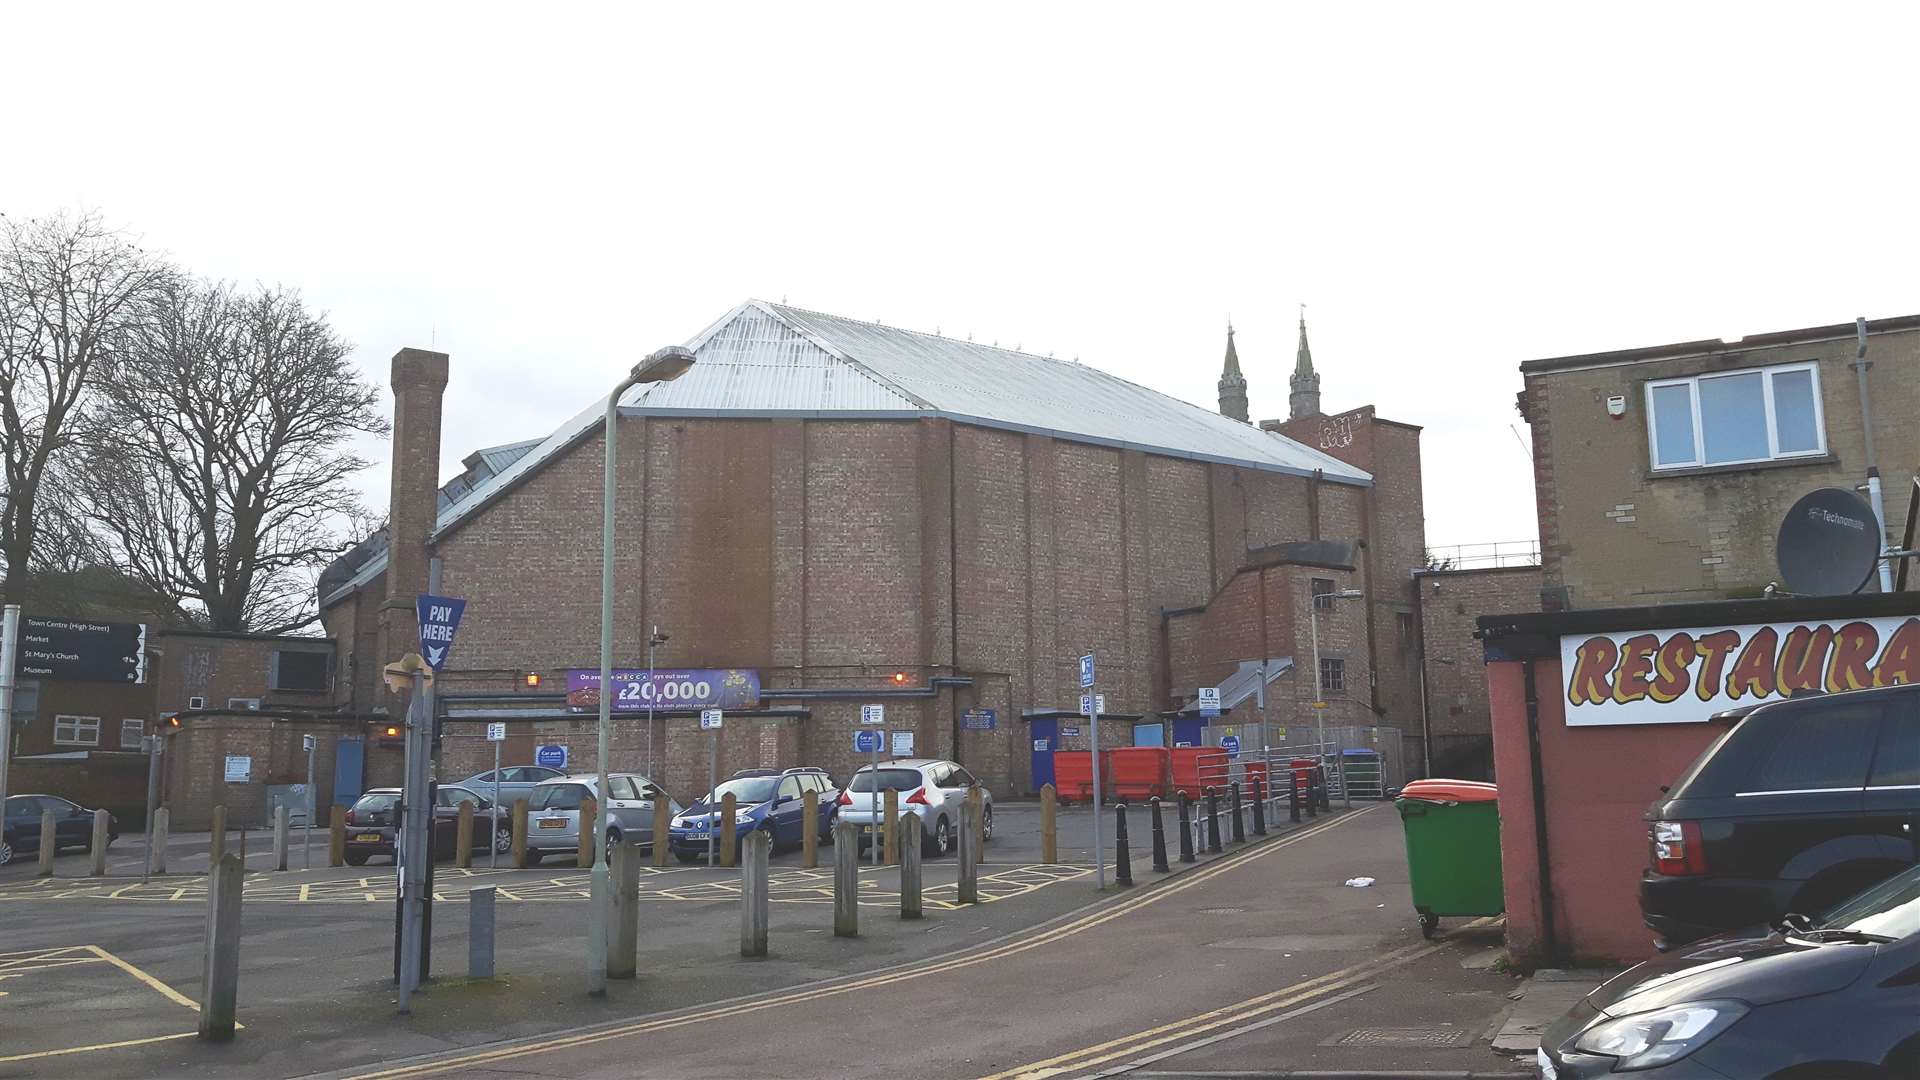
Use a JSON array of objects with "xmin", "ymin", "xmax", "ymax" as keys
[
  {"xmin": 153, "ymin": 633, "xmax": 336, "ymax": 716},
  {"xmin": 1524, "ymin": 326, "xmax": 1920, "ymax": 608},
  {"xmin": 1415, "ymin": 565, "xmax": 1542, "ymax": 779},
  {"xmin": 160, "ymin": 713, "xmax": 392, "ymax": 830},
  {"xmin": 12, "ymin": 680, "xmax": 158, "ymax": 756}
]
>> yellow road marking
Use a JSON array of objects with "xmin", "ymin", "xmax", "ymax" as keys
[
  {"xmin": 87, "ymin": 945, "xmax": 202, "ymax": 1011},
  {"xmin": 345, "ymin": 809, "xmax": 1372, "ymax": 1080}
]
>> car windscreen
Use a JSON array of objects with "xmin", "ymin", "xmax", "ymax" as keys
[
  {"xmin": 707, "ymin": 777, "xmax": 779, "ymax": 805},
  {"xmin": 1672, "ymin": 699, "xmax": 1883, "ymax": 798},
  {"xmin": 352, "ymin": 793, "xmax": 399, "ymax": 815},
  {"xmin": 1818, "ymin": 864, "xmax": 1920, "ymax": 940},
  {"xmin": 530, "ymin": 784, "xmax": 590, "ymax": 811},
  {"xmin": 848, "ymin": 769, "xmax": 923, "ymax": 793}
]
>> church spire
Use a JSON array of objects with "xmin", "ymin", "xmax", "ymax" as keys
[
  {"xmin": 1289, "ymin": 307, "xmax": 1321, "ymax": 420},
  {"xmin": 1217, "ymin": 320, "xmax": 1249, "ymax": 422}
]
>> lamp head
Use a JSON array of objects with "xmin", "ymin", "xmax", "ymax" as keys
[{"xmin": 631, "ymin": 345, "xmax": 696, "ymax": 384}]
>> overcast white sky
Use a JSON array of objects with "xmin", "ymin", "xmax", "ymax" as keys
[{"xmin": 10, "ymin": 3, "xmax": 1919, "ymax": 553}]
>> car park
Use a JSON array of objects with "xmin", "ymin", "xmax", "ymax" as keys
[
  {"xmin": 342, "ymin": 785, "xmax": 508, "ymax": 865},
  {"xmin": 836, "ymin": 759, "xmax": 991, "ymax": 857},
  {"xmin": 524, "ymin": 773, "xmax": 679, "ymax": 866},
  {"xmin": 1640, "ymin": 683, "xmax": 1919, "ymax": 950},
  {"xmin": 0, "ymin": 794, "xmax": 119, "ymax": 866},
  {"xmin": 1540, "ymin": 861, "xmax": 1920, "ymax": 1078},
  {"xmin": 451, "ymin": 765, "xmax": 566, "ymax": 808},
  {"xmin": 667, "ymin": 768, "xmax": 839, "ymax": 862}
]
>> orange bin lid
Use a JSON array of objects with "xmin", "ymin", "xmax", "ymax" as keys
[{"xmin": 1398, "ymin": 779, "xmax": 1498, "ymax": 804}]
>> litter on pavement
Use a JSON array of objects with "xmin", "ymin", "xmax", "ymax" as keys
[{"xmin": 1344, "ymin": 876, "xmax": 1375, "ymax": 887}]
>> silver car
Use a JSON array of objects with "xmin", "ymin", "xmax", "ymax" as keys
[
  {"xmin": 837, "ymin": 759, "xmax": 992, "ymax": 857},
  {"xmin": 453, "ymin": 765, "xmax": 566, "ymax": 809},
  {"xmin": 523, "ymin": 773, "xmax": 681, "ymax": 866}
]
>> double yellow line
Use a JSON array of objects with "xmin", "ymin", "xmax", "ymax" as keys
[{"xmin": 345, "ymin": 808, "xmax": 1373, "ymax": 1080}]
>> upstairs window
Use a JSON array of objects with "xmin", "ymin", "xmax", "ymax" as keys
[
  {"xmin": 1311, "ymin": 578, "xmax": 1336, "ymax": 610},
  {"xmin": 270, "ymin": 648, "xmax": 332, "ymax": 692},
  {"xmin": 1318, "ymin": 658, "xmax": 1346, "ymax": 694},
  {"xmin": 1646, "ymin": 361, "xmax": 1825, "ymax": 470}
]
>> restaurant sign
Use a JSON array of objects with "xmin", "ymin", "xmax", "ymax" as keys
[{"xmin": 1562, "ymin": 615, "xmax": 1919, "ymax": 726}]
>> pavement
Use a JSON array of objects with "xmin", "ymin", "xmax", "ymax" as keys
[{"xmin": 0, "ymin": 798, "xmax": 1549, "ymax": 1079}]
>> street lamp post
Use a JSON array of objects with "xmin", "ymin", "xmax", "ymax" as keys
[
  {"xmin": 647, "ymin": 627, "xmax": 668, "ymax": 781},
  {"xmin": 1308, "ymin": 586, "xmax": 1364, "ymax": 810},
  {"xmin": 592, "ymin": 345, "xmax": 695, "ymax": 995}
]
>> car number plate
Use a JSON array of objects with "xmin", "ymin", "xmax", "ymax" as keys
[
  {"xmin": 353, "ymin": 834, "xmax": 382, "ymax": 843},
  {"xmin": 862, "ymin": 825, "xmax": 876, "ymax": 835},
  {"xmin": 538, "ymin": 819, "xmax": 568, "ymax": 830},
  {"xmin": 1536, "ymin": 1049, "xmax": 1556, "ymax": 1080}
]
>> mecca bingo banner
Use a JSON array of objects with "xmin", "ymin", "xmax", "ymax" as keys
[{"xmin": 1560, "ymin": 615, "xmax": 1920, "ymax": 726}]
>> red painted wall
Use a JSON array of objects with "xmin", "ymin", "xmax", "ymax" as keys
[{"xmin": 1490, "ymin": 657, "xmax": 1723, "ymax": 967}]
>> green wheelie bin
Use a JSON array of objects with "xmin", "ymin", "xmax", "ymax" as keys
[{"xmin": 1395, "ymin": 779, "xmax": 1503, "ymax": 938}]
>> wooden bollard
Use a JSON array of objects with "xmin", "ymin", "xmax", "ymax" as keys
[
  {"xmin": 198, "ymin": 852, "xmax": 243, "ymax": 1041},
  {"xmin": 329, "ymin": 805, "xmax": 346, "ymax": 867},
  {"xmin": 90, "ymin": 809, "xmax": 111, "ymax": 876},
  {"xmin": 456, "ymin": 801, "xmax": 475, "ymax": 869},
  {"xmin": 740, "ymin": 830, "xmax": 770, "ymax": 958},
  {"xmin": 957, "ymin": 797, "xmax": 980, "ymax": 904},
  {"xmin": 882, "ymin": 788, "xmax": 899, "ymax": 866},
  {"xmin": 801, "ymin": 788, "xmax": 819, "ymax": 869},
  {"xmin": 1040, "ymin": 784, "xmax": 1058, "ymax": 864},
  {"xmin": 578, "ymin": 798, "xmax": 597, "ymax": 869},
  {"xmin": 37, "ymin": 810, "xmax": 55, "ymax": 877},
  {"xmin": 719, "ymin": 793, "xmax": 738, "ymax": 868},
  {"xmin": 272, "ymin": 805, "xmax": 289, "ymax": 871},
  {"xmin": 653, "ymin": 796, "xmax": 671, "ymax": 867},
  {"xmin": 152, "ymin": 807, "xmax": 170, "ymax": 876},
  {"xmin": 832, "ymin": 820, "xmax": 858, "ymax": 937},
  {"xmin": 511, "ymin": 799, "xmax": 529, "ymax": 867},
  {"xmin": 898, "ymin": 812, "xmax": 923, "ymax": 919},
  {"xmin": 209, "ymin": 804, "xmax": 228, "ymax": 869},
  {"xmin": 968, "ymin": 785, "xmax": 985, "ymax": 851}
]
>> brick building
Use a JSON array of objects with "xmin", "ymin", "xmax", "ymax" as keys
[
  {"xmin": 318, "ymin": 302, "xmax": 1437, "ymax": 803},
  {"xmin": 1413, "ymin": 563, "xmax": 1542, "ymax": 780},
  {"xmin": 1519, "ymin": 315, "xmax": 1920, "ymax": 609}
]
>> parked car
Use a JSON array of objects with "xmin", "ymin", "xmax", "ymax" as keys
[
  {"xmin": 667, "ymin": 768, "xmax": 839, "ymax": 863},
  {"xmin": 1640, "ymin": 683, "xmax": 1919, "ymax": 950},
  {"xmin": 524, "ymin": 773, "xmax": 680, "ymax": 866},
  {"xmin": 836, "ymin": 759, "xmax": 992, "ymax": 857},
  {"xmin": 341, "ymin": 785, "xmax": 507, "ymax": 866},
  {"xmin": 0, "ymin": 794, "xmax": 119, "ymax": 866},
  {"xmin": 1540, "ymin": 862, "xmax": 1920, "ymax": 1077},
  {"xmin": 451, "ymin": 765, "xmax": 567, "ymax": 808}
]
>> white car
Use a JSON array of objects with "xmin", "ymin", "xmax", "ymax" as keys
[
  {"xmin": 836, "ymin": 759, "xmax": 992, "ymax": 857},
  {"xmin": 523, "ymin": 772, "xmax": 680, "ymax": 866}
]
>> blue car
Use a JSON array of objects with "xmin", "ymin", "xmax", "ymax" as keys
[{"xmin": 668, "ymin": 769, "xmax": 838, "ymax": 863}]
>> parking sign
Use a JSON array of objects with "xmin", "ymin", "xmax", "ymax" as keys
[
  {"xmin": 854, "ymin": 729, "xmax": 882, "ymax": 753},
  {"xmin": 700, "ymin": 708, "xmax": 723, "ymax": 731},
  {"xmin": 535, "ymin": 744, "xmax": 568, "ymax": 769},
  {"xmin": 1080, "ymin": 693, "xmax": 1106, "ymax": 716},
  {"xmin": 1220, "ymin": 734, "xmax": 1241, "ymax": 758},
  {"xmin": 486, "ymin": 722, "xmax": 506, "ymax": 742},
  {"xmin": 860, "ymin": 704, "xmax": 886, "ymax": 724},
  {"xmin": 1197, "ymin": 686, "xmax": 1221, "ymax": 718},
  {"xmin": 1079, "ymin": 653, "xmax": 1095, "ymax": 689}
]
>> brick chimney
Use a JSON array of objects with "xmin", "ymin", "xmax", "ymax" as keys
[{"xmin": 380, "ymin": 347, "xmax": 449, "ymax": 683}]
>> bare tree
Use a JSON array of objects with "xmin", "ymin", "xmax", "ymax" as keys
[
  {"xmin": 81, "ymin": 281, "xmax": 388, "ymax": 633},
  {"xmin": 0, "ymin": 211, "xmax": 169, "ymax": 604}
]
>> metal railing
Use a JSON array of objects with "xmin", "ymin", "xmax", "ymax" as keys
[{"xmin": 1423, "ymin": 540, "xmax": 1540, "ymax": 570}]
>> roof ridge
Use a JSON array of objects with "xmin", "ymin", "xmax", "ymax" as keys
[{"xmin": 762, "ymin": 300, "xmax": 1084, "ymax": 368}]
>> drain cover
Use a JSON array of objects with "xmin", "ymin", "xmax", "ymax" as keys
[
  {"xmin": 1195, "ymin": 906, "xmax": 1246, "ymax": 915},
  {"xmin": 1330, "ymin": 1027, "xmax": 1473, "ymax": 1048}
]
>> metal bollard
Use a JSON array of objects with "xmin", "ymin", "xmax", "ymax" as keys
[
  {"xmin": 330, "ymin": 805, "xmax": 346, "ymax": 867},
  {"xmin": 210, "ymin": 804, "xmax": 228, "ymax": 867},
  {"xmin": 882, "ymin": 788, "xmax": 899, "ymax": 867},
  {"xmin": 719, "ymin": 793, "xmax": 737, "ymax": 868},
  {"xmin": 740, "ymin": 830, "xmax": 769, "ymax": 958},
  {"xmin": 455, "ymin": 801, "xmax": 474, "ymax": 870},
  {"xmin": 1205, "ymin": 788, "xmax": 1223, "ymax": 854},
  {"xmin": 1039, "ymin": 783, "xmax": 1058, "ymax": 864},
  {"xmin": 653, "ymin": 797, "xmax": 671, "ymax": 868},
  {"xmin": 801, "ymin": 788, "xmax": 819, "ymax": 869},
  {"xmin": 512, "ymin": 799, "xmax": 529, "ymax": 867},
  {"xmin": 1290, "ymin": 768, "xmax": 1303, "ymax": 823},
  {"xmin": 957, "ymin": 797, "xmax": 979, "ymax": 904},
  {"xmin": 469, "ymin": 886, "xmax": 496, "ymax": 978},
  {"xmin": 273, "ymin": 805, "xmax": 289, "ymax": 871},
  {"xmin": 37, "ymin": 810, "xmax": 55, "ymax": 877},
  {"xmin": 151, "ymin": 807, "xmax": 170, "ymax": 876},
  {"xmin": 90, "ymin": 809, "xmax": 111, "ymax": 876},
  {"xmin": 578, "ymin": 798, "xmax": 597, "ymax": 869},
  {"xmin": 1230, "ymin": 782, "xmax": 1246, "ymax": 845},
  {"xmin": 198, "ymin": 853, "xmax": 243, "ymax": 1041},
  {"xmin": 1113, "ymin": 803, "xmax": 1132, "ymax": 887},
  {"xmin": 1177, "ymin": 793, "xmax": 1195, "ymax": 863},
  {"xmin": 1150, "ymin": 797, "xmax": 1170, "ymax": 873},
  {"xmin": 1251, "ymin": 776, "xmax": 1267, "ymax": 835},
  {"xmin": 898, "ymin": 812, "xmax": 923, "ymax": 919},
  {"xmin": 833, "ymin": 820, "xmax": 859, "ymax": 937},
  {"xmin": 611, "ymin": 835, "xmax": 639, "ymax": 979}
]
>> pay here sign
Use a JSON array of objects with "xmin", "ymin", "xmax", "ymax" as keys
[{"xmin": 1561, "ymin": 614, "xmax": 1920, "ymax": 726}]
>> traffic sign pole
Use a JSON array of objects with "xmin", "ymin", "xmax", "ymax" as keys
[
  {"xmin": 862, "ymin": 704, "xmax": 885, "ymax": 866},
  {"xmin": 1081, "ymin": 653, "xmax": 1103, "ymax": 891},
  {"xmin": 0, "ymin": 605, "xmax": 17, "ymax": 834},
  {"xmin": 487, "ymin": 723, "xmax": 505, "ymax": 870},
  {"xmin": 303, "ymin": 734, "xmax": 316, "ymax": 871}
]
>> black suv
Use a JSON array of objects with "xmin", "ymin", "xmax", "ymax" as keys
[{"xmin": 1641, "ymin": 683, "xmax": 1919, "ymax": 950}]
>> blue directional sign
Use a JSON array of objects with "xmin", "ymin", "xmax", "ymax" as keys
[
  {"xmin": 536, "ymin": 744, "xmax": 569, "ymax": 769},
  {"xmin": 961, "ymin": 707, "xmax": 997, "ymax": 731},
  {"xmin": 415, "ymin": 594, "xmax": 467, "ymax": 671},
  {"xmin": 1079, "ymin": 653, "xmax": 1095, "ymax": 689},
  {"xmin": 1220, "ymin": 735, "xmax": 1241, "ymax": 759},
  {"xmin": 853, "ymin": 729, "xmax": 882, "ymax": 753}
]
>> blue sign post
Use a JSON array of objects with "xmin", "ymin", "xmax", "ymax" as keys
[
  {"xmin": 415, "ymin": 594, "xmax": 467, "ymax": 671},
  {"xmin": 536, "ymin": 744, "xmax": 569, "ymax": 770},
  {"xmin": 1079, "ymin": 653, "xmax": 1095, "ymax": 689},
  {"xmin": 853, "ymin": 729, "xmax": 882, "ymax": 753},
  {"xmin": 1220, "ymin": 735, "xmax": 1241, "ymax": 759}
]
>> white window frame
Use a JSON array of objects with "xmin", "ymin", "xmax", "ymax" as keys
[
  {"xmin": 229, "ymin": 697, "xmax": 261, "ymax": 711},
  {"xmin": 54, "ymin": 714, "xmax": 101, "ymax": 746},
  {"xmin": 120, "ymin": 718, "xmax": 144, "ymax": 747},
  {"xmin": 1644, "ymin": 360, "xmax": 1826, "ymax": 471}
]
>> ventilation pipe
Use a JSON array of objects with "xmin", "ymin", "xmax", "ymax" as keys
[{"xmin": 1854, "ymin": 318, "xmax": 1895, "ymax": 593}]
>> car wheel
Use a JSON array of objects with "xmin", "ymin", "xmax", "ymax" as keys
[
  {"xmin": 981, "ymin": 806, "xmax": 994, "ymax": 842},
  {"xmin": 493, "ymin": 825, "xmax": 513, "ymax": 854},
  {"xmin": 926, "ymin": 817, "xmax": 949, "ymax": 858},
  {"xmin": 0, "ymin": 838, "xmax": 13, "ymax": 866},
  {"xmin": 605, "ymin": 829, "xmax": 623, "ymax": 864},
  {"xmin": 345, "ymin": 851, "xmax": 369, "ymax": 867}
]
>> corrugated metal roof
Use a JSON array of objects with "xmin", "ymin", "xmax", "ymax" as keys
[{"xmin": 324, "ymin": 300, "xmax": 1371, "ymax": 608}]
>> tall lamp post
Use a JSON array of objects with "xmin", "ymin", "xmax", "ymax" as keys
[
  {"xmin": 591, "ymin": 344, "xmax": 696, "ymax": 995},
  {"xmin": 1308, "ymin": 586, "xmax": 1364, "ymax": 809},
  {"xmin": 646, "ymin": 627, "xmax": 668, "ymax": 781}
]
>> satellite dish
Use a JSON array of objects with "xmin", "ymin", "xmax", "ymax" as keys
[{"xmin": 1777, "ymin": 488, "xmax": 1881, "ymax": 595}]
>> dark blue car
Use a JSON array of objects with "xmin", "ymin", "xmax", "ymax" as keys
[
  {"xmin": 668, "ymin": 769, "xmax": 838, "ymax": 863},
  {"xmin": 2, "ymin": 794, "xmax": 118, "ymax": 866}
]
